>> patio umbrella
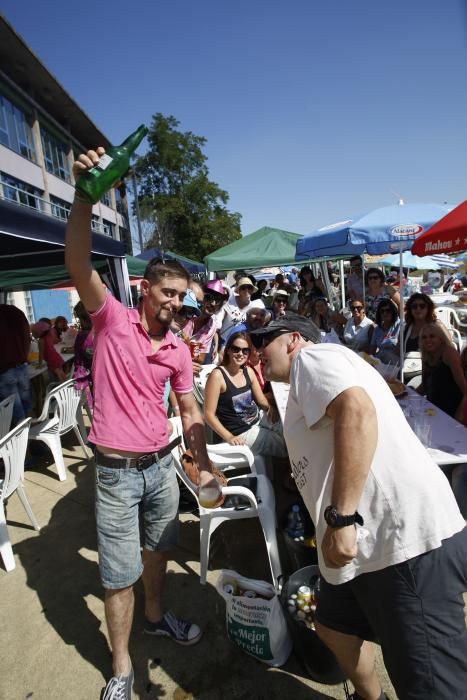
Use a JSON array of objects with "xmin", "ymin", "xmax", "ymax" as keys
[
  {"xmin": 296, "ymin": 201, "xmax": 454, "ymax": 260},
  {"xmin": 296, "ymin": 201, "xmax": 455, "ymax": 379},
  {"xmin": 378, "ymin": 251, "xmax": 460, "ymax": 271},
  {"xmin": 412, "ymin": 200, "xmax": 467, "ymax": 256}
]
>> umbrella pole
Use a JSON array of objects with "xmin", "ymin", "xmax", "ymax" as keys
[
  {"xmin": 399, "ymin": 251, "xmax": 405, "ymax": 383},
  {"xmin": 339, "ymin": 259, "xmax": 345, "ymax": 309}
]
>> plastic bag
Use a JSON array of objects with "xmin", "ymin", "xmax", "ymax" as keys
[{"xmin": 216, "ymin": 569, "xmax": 292, "ymax": 667}]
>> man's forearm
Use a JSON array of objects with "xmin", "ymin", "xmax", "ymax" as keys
[
  {"xmin": 65, "ymin": 198, "xmax": 93, "ymax": 280},
  {"xmin": 180, "ymin": 409, "xmax": 213, "ymax": 473}
]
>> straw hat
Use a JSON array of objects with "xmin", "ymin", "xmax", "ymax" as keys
[{"xmin": 235, "ymin": 277, "xmax": 258, "ymax": 292}]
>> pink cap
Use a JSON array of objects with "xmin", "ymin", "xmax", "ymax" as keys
[
  {"xmin": 31, "ymin": 321, "xmax": 51, "ymax": 337},
  {"xmin": 203, "ymin": 279, "xmax": 226, "ymax": 297}
]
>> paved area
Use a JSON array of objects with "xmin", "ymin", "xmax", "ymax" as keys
[{"xmin": 0, "ymin": 433, "xmax": 395, "ymax": 700}]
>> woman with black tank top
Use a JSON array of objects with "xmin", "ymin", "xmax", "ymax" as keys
[
  {"xmin": 419, "ymin": 321, "xmax": 467, "ymax": 418},
  {"xmin": 204, "ymin": 332, "xmax": 287, "ymax": 458}
]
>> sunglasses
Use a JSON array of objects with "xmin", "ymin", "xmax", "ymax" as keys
[
  {"xmin": 351, "ymin": 306, "xmax": 363, "ymax": 311},
  {"xmin": 239, "ymin": 285, "xmax": 254, "ymax": 292},
  {"xmin": 275, "ymin": 299, "xmax": 287, "ymax": 305},
  {"xmin": 380, "ymin": 308, "xmax": 393, "ymax": 314},
  {"xmin": 410, "ymin": 303, "xmax": 426, "ymax": 310},
  {"xmin": 251, "ymin": 330, "xmax": 291, "ymax": 349},
  {"xmin": 203, "ymin": 293, "xmax": 223, "ymax": 305},
  {"xmin": 176, "ymin": 308, "xmax": 197, "ymax": 319},
  {"xmin": 229, "ymin": 345, "xmax": 250, "ymax": 356},
  {"xmin": 367, "ymin": 275, "xmax": 381, "ymax": 281}
]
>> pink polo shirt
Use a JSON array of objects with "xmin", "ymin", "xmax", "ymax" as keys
[{"xmin": 89, "ymin": 294, "xmax": 193, "ymax": 452}]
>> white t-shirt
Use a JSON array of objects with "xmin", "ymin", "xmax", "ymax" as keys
[
  {"xmin": 343, "ymin": 316, "xmax": 374, "ymax": 350},
  {"xmin": 283, "ymin": 344, "xmax": 465, "ymax": 585},
  {"xmin": 219, "ymin": 298, "xmax": 265, "ymax": 339}
]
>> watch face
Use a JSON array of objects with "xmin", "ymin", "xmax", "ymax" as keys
[{"xmin": 324, "ymin": 506, "xmax": 338, "ymax": 527}]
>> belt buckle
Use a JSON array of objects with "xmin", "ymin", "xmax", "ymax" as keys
[{"xmin": 136, "ymin": 453, "xmax": 154, "ymax": 471}]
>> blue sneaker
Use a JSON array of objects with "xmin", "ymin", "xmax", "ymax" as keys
[{"xmin": 144, "ymin": 611, "xmax": 202, "ymax": 645}]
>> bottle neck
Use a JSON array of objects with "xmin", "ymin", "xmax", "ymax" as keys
[{"xmin": 118, "ymin": 125, "xmax": 148, "ymax": 152}]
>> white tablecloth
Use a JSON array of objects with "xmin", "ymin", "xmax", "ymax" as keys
[{"xmin": 271, "ymin": 382, "xmax": 467, "ymax": 467}]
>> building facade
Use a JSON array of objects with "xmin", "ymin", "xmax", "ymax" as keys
[{"xmin": 0, "ymin": 17, "xmax": 133, "ymax": 321}]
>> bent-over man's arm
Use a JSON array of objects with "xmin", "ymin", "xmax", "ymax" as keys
[{"xmin": 321, "ymin": 386, "xmax": 378, "ymax": 568}]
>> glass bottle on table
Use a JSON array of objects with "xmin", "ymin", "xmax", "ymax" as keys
[{"xmin": 75, "ymin": 124, "xmax": 147, "ymax": 204}]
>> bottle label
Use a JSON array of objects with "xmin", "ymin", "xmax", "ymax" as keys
[{"xmin": 95, "ymin": 154, "xmax": 114, "ymax": 171}]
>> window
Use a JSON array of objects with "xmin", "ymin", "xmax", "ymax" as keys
[
  {"xmin": 50, "ymin": 194, "xmax": 71, "ymax": 221},
  {"xmin": 101, "ymin": 191, "xmax": 112, "ymax": 207},
  {"xmin": 40, "ymin": 127, "xmax": 71, "ymax": 182},
  {"xmin": 91, "ymin": 215, "xmax": 104, "ymax": 234},
  {"xmin": 0, "ymin": 94, "xmax": 36, "ymax": 161},
  {"xmin": 1, "ymin": 173, "xmax": 43, "ymax": 211},
  {"xmin": 102, "ymin": 220, "xmax": 115, "ymax": 238}
]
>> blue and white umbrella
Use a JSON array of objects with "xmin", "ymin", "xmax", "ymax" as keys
[
  {"xmin": 379, "ymin": 251, "xmax": 460, "ymax": 271},
  {"xmin": 296, "ymin": 201, "xmax": 455, "ymax": 380},
  {"xmin": 296, "ymin": 201, "xmax": 455, "ymax": 260}
]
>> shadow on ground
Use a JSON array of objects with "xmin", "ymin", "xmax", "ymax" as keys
[{"xmin": 9, "ymin": 435, "xmax": 342, "ymax": 700}]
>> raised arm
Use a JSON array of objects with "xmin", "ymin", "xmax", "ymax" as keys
[{"xmin": 65, "ymin": 148, "xmax": 107, "ymax": 313}]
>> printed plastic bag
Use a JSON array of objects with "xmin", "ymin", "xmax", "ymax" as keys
[{"xmin": 216, "ymin": 569, "xmax": 292, "ymax": 667}]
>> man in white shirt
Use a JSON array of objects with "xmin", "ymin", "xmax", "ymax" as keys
[{"xmin": 251, "ymin": 314, "xmax": 467, "ymax": 700}]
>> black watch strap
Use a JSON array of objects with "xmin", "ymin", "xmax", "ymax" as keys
[{"xmin": 324, "ymin": 505, "xmax": 364, "ymax": 528}]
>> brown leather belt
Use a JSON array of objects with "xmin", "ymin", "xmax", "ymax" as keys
[{"xmin": 95, "ymin": 436, "xmax": 182, "ymax": 471}]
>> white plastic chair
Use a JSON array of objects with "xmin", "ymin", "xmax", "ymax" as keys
[
  {"xmin": 168, "ymin": 421, "xmax": 282, "ymax": 587},
  {"xmin": 0, "ymin": 418, "xmax": 40, "ymax": 572},
  {"xmin": 434, "ymin": 309, "xmax": 464, "ymax": 351},
  {"xmin": 169, "ymin": 415, "xmax": 267, "ymax": 477},
  {"xmin": 28, "ymin": 378, "xmax": 90, "ymax": 481},
  {"xmin": 0, "ymin": 394, "xmax": 15, "ymax": 439}
]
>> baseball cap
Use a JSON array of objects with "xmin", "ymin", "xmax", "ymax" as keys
[
  {"xmin": 181, "ymin": 289, "xmax": 201, "ymax": 315},
  {"xmin": 249, "ymin": 312, "xmax": 321, "ymax": 345}
]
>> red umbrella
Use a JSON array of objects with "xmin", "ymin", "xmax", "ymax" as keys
[{"xmin": 411, "ymin": 200, "xmax": 467, "ymax": 256}]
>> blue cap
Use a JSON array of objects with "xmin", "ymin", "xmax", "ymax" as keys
[{"xmin": 182, "ymin": 289, "xmax": 201, "ymax": 316}]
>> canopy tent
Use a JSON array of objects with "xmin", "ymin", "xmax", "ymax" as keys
[
  {"xmin": 0, "ymin": 198, "xmax": 131, "ymax": 303},
  {"xmin": 136, "ymin": 247, "xmax": 205, "ymax": 275},
  {"xmin": 412, "ymin": 200, "xmax": 467, "ymax": 256},
  {"xmin": 204, "ymin": 226, "xmax": 302, "ymax": 272}
]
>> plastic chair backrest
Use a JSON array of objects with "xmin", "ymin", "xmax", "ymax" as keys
[
  {"xmin": 435, "ymin": 307, "xmax": 454, "ymax": 328},
  {"xmin": 38, "ymin": 378, "xmax": 82, "ymax": 434},
  {"xmin": 0, "ymin": 394, "xmax": 15, "ymax": 439},
  {"xmin": 0, "ymin": 418, "xmax": 31, "ymax": 500}
]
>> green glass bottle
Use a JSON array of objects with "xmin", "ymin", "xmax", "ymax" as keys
[{"xmin": 75, "ymin": 124, "xmax": 148, "ymax": 204}]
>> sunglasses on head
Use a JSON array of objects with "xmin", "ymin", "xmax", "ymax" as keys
[
  {"xmin": 229, "ymin": 345, "xmax": 250, "ymax": 356},
  {"xmin": 411, "ymin": 302, "xmax": 426, "ymax": 310},
  {"xmin": 351, "ymin": 305, "xmax": 363, "ymax": 311}
]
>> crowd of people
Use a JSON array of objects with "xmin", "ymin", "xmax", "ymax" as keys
[{"xmin": 1, "ymin": 145, "xmax": 467, "ymax": 700}]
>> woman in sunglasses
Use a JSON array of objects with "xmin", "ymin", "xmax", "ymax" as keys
[
  {"xmin": 365, "ymin": 267, "xmax": 400, "ymax": 322},
  {"xmin": 419, "ymin": 321, "xmax": 467, "ymax": 419},
  {"xmin": 403, "ymin": 293, "xmax": 436, "ymax": 351},
  {"xmin": 368, "ymin": 299, "xmax": 400, "ymax": 364},
  {"xmin": 204, "ymin": 332, "xmax": 287, "ymax": 458},
  {"xmin": 342, "ymin": 301, "xmax": 374, "ymax": 351}
]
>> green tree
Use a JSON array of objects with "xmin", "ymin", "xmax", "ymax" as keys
[{"xmin": 135, "ymin": 113, "xmax": 241, "ymax": 260}]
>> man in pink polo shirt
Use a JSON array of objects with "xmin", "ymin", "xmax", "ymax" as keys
[{"xmin": 65, "ymin": 146, "xmax": 219, "ymax": 700}]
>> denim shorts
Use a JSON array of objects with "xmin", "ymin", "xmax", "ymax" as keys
[
  {"xmin": 0, "ymin": 363, "xmax": 31, "ymax": 424},
  {"xmin": 94, "ymin": 453, "xmax": 179, "ymax": 590}
]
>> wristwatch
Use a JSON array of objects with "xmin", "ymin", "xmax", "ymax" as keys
[{"xmin": 324, "ymin": 505, "xmax": 364, "ymax": 528}]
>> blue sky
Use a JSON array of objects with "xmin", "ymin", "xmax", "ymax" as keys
[{"xmin": 3, "ymin": 0, "xmax": 467, "ymax": 249}]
